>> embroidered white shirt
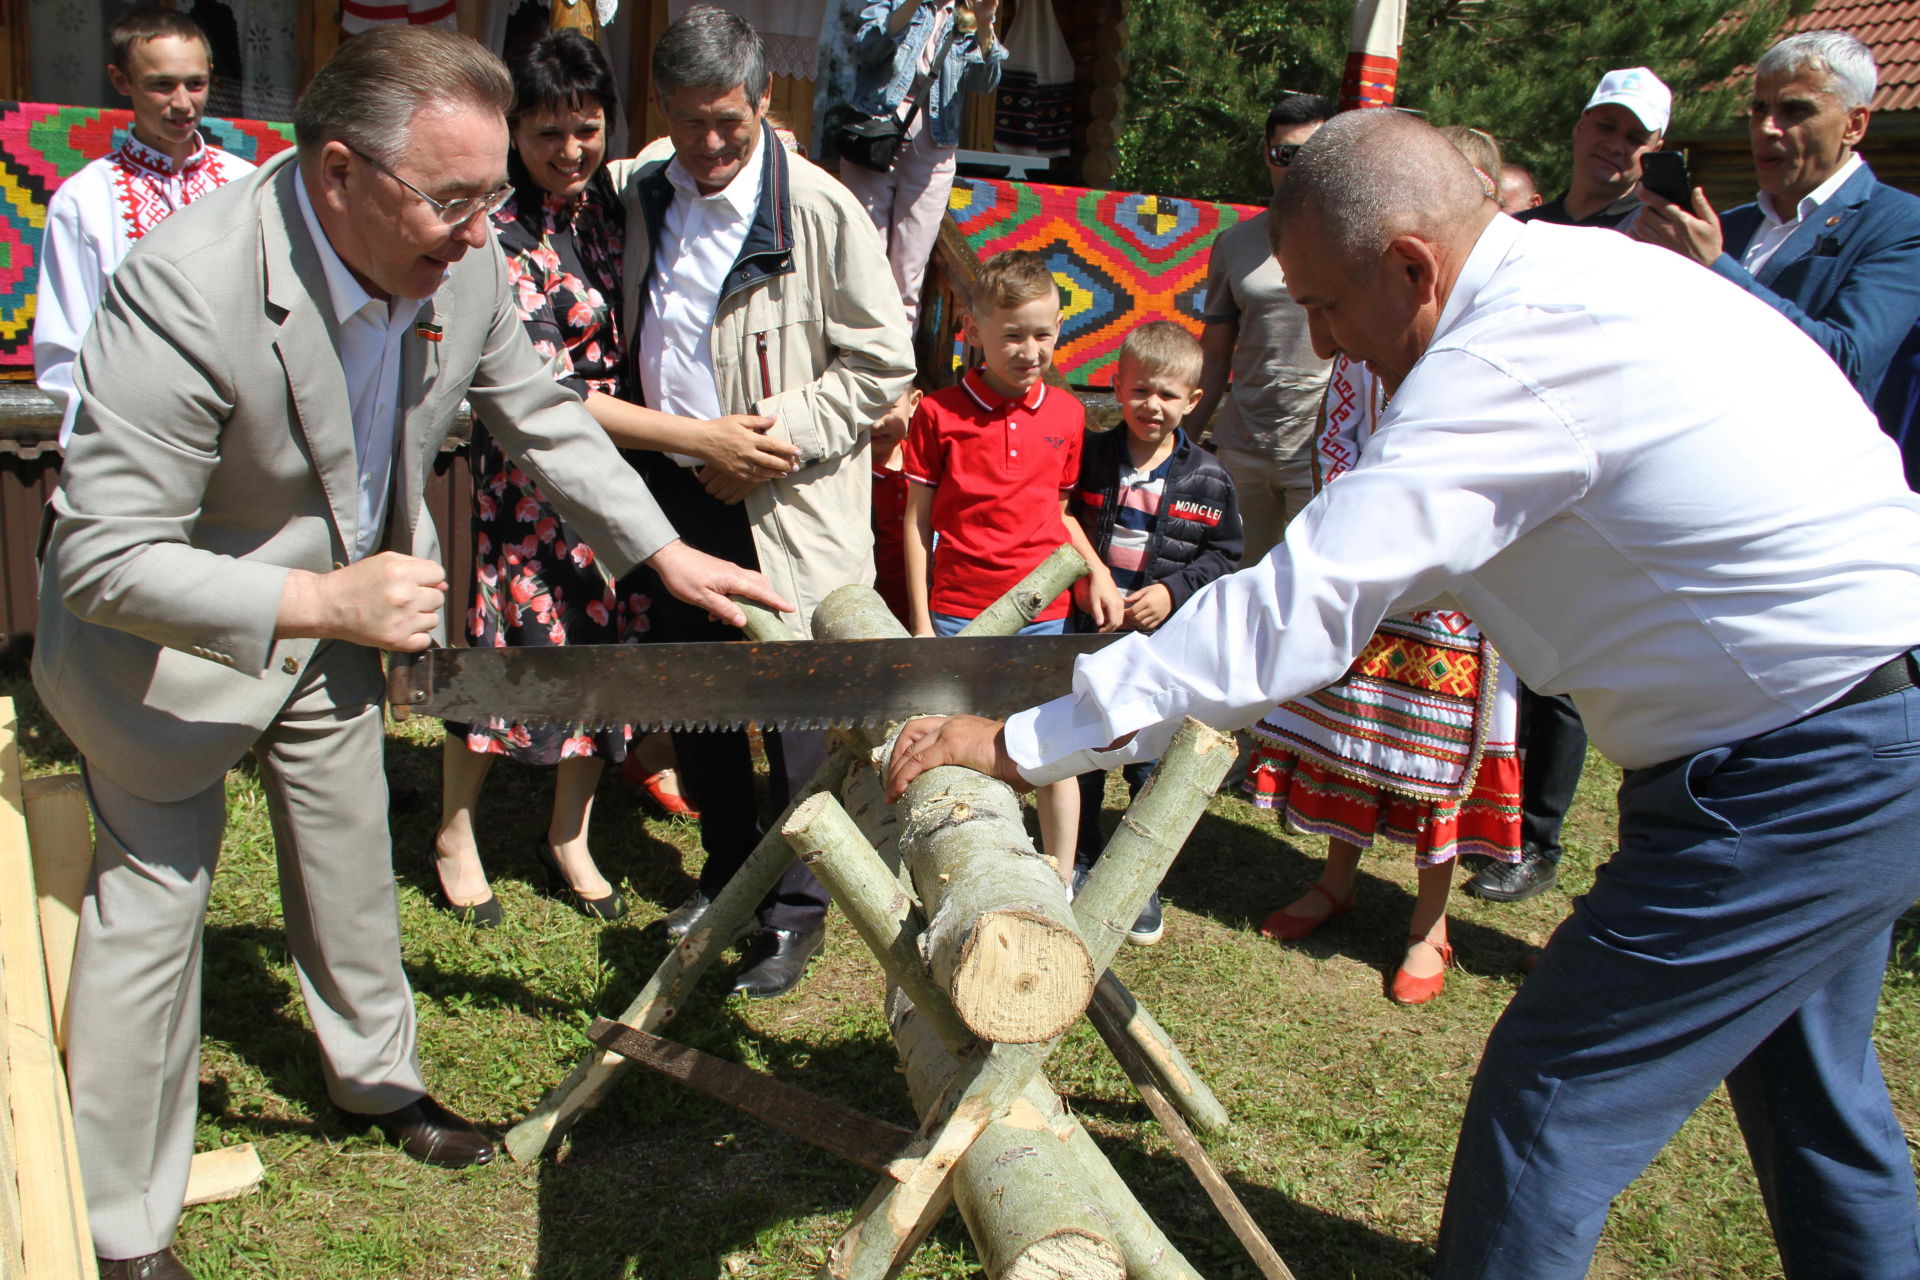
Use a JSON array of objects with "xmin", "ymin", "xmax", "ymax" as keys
[
  {"xmin": 33, "ymin": 131, "xmax": 254, "ymax": 446},
  {"xmin": 294, "ymin": 178, "xmax": 425, "ymax": 562},
  {"xmin": 1006, "ymin": 214, "xmax": 1920, "ymax": 783},
  {"xmin": 1742, "ymin": 151, "xmax": 1863, "ymax": 276},
  {"xmin": 638, "ymin": 136, "xmax": 767, "ymax": 465}
]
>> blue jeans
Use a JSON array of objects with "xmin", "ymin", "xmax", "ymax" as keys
[
  {"xmin": 929, "ymin": 612, "xmax": 1065, "ymax": 638},
  {"xmin": 1435, "ymin": 675, "xmax": 1920, "ymax": 1279}
]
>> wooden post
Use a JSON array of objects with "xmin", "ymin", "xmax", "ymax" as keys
[
  {"xmin": 1089, "ymin": 971, "xmax": 1228, "ymax": 1135},
  {"xmin": 954, "ymin": 546, "xmax": 1088, "ymax": 638},
  {"xmin": 0, "ymin": 700, "xmax": 95, "ymax": 1280},
  {"xmin": 22, "ymin": 773, "xmax": 89, "ymax": 1054}
]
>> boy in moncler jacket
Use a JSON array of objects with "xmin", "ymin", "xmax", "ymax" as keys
[{"xmin": 1067, "ymin": 321, "xmax": 1242, "ymax": 943}]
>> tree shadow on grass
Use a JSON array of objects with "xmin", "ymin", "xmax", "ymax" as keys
[{"xmin": 1119, "ymin": 803, "xmax": 1540, "ymax": 985}]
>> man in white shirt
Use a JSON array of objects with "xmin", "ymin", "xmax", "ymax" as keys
[
  {"xmin": 1637, "ymin": 29, "xmax": 1920, "ymax": 403},
  {"xmin": 32, "ymin": 6, "xmax": 254, "ymax": 448},
  {"xmin": 614, "ymin": 6, "xmax": 914, "ymax": 999},
  {"xmin": 888, "ymin": 110, "xmax": 1920, "ymax": 1280}
]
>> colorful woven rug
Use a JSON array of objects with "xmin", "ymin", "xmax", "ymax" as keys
[
  {"xmin": 0, "ymin": 103, "xmax": 295, "ymax": 375},
  {"xmin": 947, "ymin": 177, "xmax": 1260, "ymax": 390}
]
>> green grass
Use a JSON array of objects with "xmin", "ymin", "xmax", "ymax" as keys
[{"xmin": 7, "ymin": 666, "xmax": 1915, "ymax": 1279}]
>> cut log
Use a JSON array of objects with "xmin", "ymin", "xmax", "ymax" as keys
[
  {"xmin": 816, "ymin": 720, "xmax": 1234, "ymax": 1279},
  {"xmin": 22, "ymin": 773, "xmax": 89, "ymax": 1053},
  {"xmin": 1090, "ymin": 972, "xmax": 1227, "ymax": 1135},
  {"xmin": 789, "ymin": 792, "xmax": 1203, "ymax": 1280},
  {"xmin": 183, "ymin": 1144, "xmax": 264, "ymax": 1207},
  {"xmin": 0, "ymin": 700, "xmax": 95, "ymax": 1280},
  {"xmin": 813, "ymin": 584, "xmax": 913, "ymax": 643},
  {"xmin": 955, "ymin": 546, "xmax": 1088, "ymax": 637},
  {"xmin": 897, "ymin": 764, "xmax": 1092, "ymax": 1043},
  {"xmin": 893, "ymin": 1012, "xmax": 1125, "ymax": 1280}
]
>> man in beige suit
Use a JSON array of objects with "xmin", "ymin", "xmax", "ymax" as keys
[{"xmin": 33, "ymin": 27, "xmax": 783, "ymax": 1280}]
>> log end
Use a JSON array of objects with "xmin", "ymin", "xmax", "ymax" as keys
[
  {"xmin": 1000, "ymin": 1228, "xmax": 1126, "ymax": 1280},
  {"xmin": 949, "ymin": 909, "xmax": 1096, "ymax": 1044}
]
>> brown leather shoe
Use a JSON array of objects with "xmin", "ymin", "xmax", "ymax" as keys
[
  {"xmin": 350, "ymin": 1094, "xmax": 495, "ymax": 1168},
  {"xmin": 97, "ymin": 1248, "xmax": 193, "ymax": 1279}
]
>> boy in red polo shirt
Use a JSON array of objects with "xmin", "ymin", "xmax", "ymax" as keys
[{"xmin": 902, "ymin": 249, "xmax": 1122, "ymax": 881}]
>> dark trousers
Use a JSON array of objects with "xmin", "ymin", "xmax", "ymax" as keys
[
  {"xmin": 1518, "ymin": 685, "xmax": 1587, "ymax": 863},
  {"xmin": 1434, "ymin": 677, "xmax": 1920, "ymax": 1280},
  {"xmin": 640, "ymin": 457, "xmax": 830, "ymax": 934},
  {"xmin": 1075, "ymin": 760, "xmax": 1157, "ymax": 866}
]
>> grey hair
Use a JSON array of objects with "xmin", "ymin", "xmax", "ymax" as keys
[
  {"xmin": 294, "ymin": 25, "xmax": 512, "ymax": 167},
  {"xmin": 653, "ymin": 4, "xmax": 769, "ymax": 103},
  {"xmin": 1757, "ymin": 30, "xmax": 1877, "ymax": 110},
  {"xmin": 1269, "ymin": 110, "xmax": 1487, "ymax": 263}
]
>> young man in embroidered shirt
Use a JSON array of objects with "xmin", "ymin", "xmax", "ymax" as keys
[
  {"xmin": 902, "ymin": 248, "xmax": 1120, "ymax": 883},
  {"xmin": 33, "ymin": 6, "xmax": 254, "ymax": 448},
  {"xmin": 1066, "ymin": 320, "xmax": 1240, "ymax": 943}
]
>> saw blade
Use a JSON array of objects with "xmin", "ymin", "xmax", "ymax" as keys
[{"xmin": 389, "ymin": 635, "xmax": 1126, "ymax": 731}]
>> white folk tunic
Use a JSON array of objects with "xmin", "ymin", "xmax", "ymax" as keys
[
  {"xmin": 1008, "ymin": 213, "xmax": 1920, "ymax": 782},
  {"xmin": 33, "ymin": 132, "xmax": 254, "ymax": 447}
]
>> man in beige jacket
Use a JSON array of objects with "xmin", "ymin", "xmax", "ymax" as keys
[
  {"xmin": 613, "ymin": 6, "xmax": 915, "ymax": 998},
  {"xmin": 35, "ymin": 27, "xmax": 781, "ymax": 1278}
]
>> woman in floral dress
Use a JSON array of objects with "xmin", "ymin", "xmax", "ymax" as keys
[{"xmin": 431, "ymin": 32, "xmax": 649, "ymax": 924}]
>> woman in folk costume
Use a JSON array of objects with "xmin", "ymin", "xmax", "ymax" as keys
[{"xmin": 1245, "ymin": 127, "xmax": 1522, "ymax": 1005}]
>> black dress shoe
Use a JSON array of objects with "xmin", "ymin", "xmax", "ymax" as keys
[
  {"xmin": 662, "ymin": 890, "xmax": 715, "ymax": 939},
  {"xmin": 533, "ymin": 840, "xmax": 626, "ymax": 921},
  {"xmin": 348, "ymin": 1094, "xmax": 495, "ymax": 1168},
  {"xmin": 1463, "ymin": 848, "xmax": 1560, "ymax": 902},
  {"xmin": 97, "ymin": 1248, "xmax": 193, "ymax": 1280},
  {"xmin": 730, "ymin": 926, "xmax": 825, "ymax": 999}
]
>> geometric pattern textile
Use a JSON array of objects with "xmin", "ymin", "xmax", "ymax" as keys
[
  {"xmin": 0, "ymin": 103, "xmax": 295, "ymax": 374},
  {"xmin": 947, "ymin": 176, "xmax": 1260, "ymax": 389}
]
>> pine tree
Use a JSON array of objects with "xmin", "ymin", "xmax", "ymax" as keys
[{"xmin": 1117, "ymin": 0, "xmax": 1814, "ymax": 204}]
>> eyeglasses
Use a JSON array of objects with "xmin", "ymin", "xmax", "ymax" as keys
[
  {"xmin": 346, "ymin": 145, "xmax": 514, "ymax": 226},
  {"xmin": 1268, "ymin": 142, "xmax": 1306, "ymax": 167}
]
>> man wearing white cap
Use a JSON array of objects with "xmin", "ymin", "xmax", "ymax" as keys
[{"xmin": 1521, "ymin": 66, "xmax": 1670, "ymax": 230}]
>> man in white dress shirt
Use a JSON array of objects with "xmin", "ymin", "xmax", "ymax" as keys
[
  {"xmin": 32, "ymin": 6, "xmax": 254, "ymax": 448},
  {"xmin": 888, "ymin": 110, "xmax": 1920, "ymax": 1279},
  {"xmin": 615, "ymin": 6, "xmax": 914, "ymax": 999}
]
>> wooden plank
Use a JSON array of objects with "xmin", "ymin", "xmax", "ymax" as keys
[
  {"xmin": 0, "ymin": 877, "xmax": 28, "ymax": 1280},
  {"xmin": 0, "ymin": 699, "xmax": 96, "ymax": 1279},
  {"xmin": 587, "ymin": 1019, "xmax": 911, "ymax": 1172},
  {"xmin": 183, "ymin": 1145, "xmax": 264, "ymax": 1207},
  {"xmin": 22, "ymin": 773, "xmax": 89, "ymax": 1055}
]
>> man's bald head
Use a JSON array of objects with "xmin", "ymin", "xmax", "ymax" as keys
[{"xmin": 1269, "ymin": 110, "xmax": 1491, "ymax": 264}]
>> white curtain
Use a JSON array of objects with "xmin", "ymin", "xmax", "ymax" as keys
[{"xmin": 667, "ymin": 0, "xmax": 829, "ymax": 80}]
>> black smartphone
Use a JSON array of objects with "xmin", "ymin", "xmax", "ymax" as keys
[{"xmin": 1640, "ymin": 150, "xmax": 1692, "ymax": 206}]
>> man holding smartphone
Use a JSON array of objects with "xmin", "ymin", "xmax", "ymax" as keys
[
  {"xmin": 1518, "ymin": 66, "xmax": 1670, "ymax": 231},
  {"xmin": 1637, "ymin": 30, "xmax": 1920, "ymax": 405}
]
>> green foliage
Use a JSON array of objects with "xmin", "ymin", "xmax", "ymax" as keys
[{"xmin": 1117, "ymin": 0, "xmax": 1816, "ymax": 204}]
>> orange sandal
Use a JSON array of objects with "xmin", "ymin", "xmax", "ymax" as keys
[
  {"xmin": 1259, "ymin": 882, "xmax": 1356, "ymax": 942},
  {"xmin": 1390, "ymin": 935, "xmax": 1454, "ymax": 1006},
  {"xmin": 622, "ymin": 756, "xmax": 701, "ymax": 819}
]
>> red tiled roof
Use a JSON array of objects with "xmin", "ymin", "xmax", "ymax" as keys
[{"xmin": 1789, "ymin": 1, "xmax": 1920, "ymax": 111}]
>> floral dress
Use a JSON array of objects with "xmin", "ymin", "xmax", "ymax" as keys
[{"xmin": 453, "ymin": 179, "xmax": 650, "ymax": 765}]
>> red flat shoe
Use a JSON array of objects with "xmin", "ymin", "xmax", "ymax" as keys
[
  {"xmin": 1390, "ymin": 935, "xmax": 1454, "ymax": 1006},
  {"xmin": 623, "ymin": 756, "xmax": 700, "ymax": 819},
  {"xmin": 1258, "ymin": 882, "xmax": 1356, "ymax": 942}
]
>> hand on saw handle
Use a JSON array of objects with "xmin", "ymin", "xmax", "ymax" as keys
[
  {"xmin": 886, "ymin": 714, "xmax": 1026, "ymax": 799},
  {"xmin": 276, "ymin": 552, "xmax": 448, "ymax": 651},
  {"xmin": 645, "ymin": 538, "xmax": 793, "ymax": 628}
]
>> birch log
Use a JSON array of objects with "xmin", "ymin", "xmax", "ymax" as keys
[{"xmin": 787, "ymin": 796, "xmax": 1196, "ymax": 1280}]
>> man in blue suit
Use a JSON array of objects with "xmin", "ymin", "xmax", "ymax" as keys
[{"xmin": 1637, "ymin": 29, "xmax": 1920, "ymax": 405}]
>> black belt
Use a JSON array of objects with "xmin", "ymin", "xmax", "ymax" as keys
[{"xmin": 1824, "ymin": 650, "xmax": 1920, "ymax": 714}]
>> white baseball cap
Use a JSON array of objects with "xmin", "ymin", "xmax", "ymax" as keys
[{"xmin": 1583, "ymin": 66, "xmax": 1672, "ymax": 135}]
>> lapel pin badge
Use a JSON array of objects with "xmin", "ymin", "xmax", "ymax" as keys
[
  {"xmin": 1826, "ymin": 215, "xmax": 1841, "ymax": 226},
  {"xmin": 416, "ymin": 320, "xmax": 444, "ymax": 342}
]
